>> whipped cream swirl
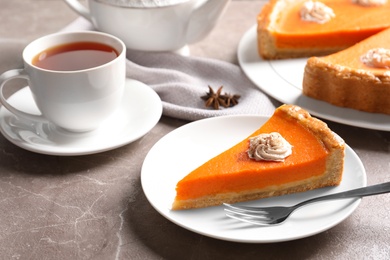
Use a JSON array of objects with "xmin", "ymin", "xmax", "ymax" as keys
[
  {"xmin": 352, "ymin": 0, "xmax": 387, "ymax": 6},
  {"xmin": 360, "ymin": 48, "xmax": 390, "ymax": 69},
  {"xmin": 300, "ymin": 1, "xmax": 335, "ymax": 24},
  {"xmin": 247, "ymin": 132, "xmax": 293, "ymax": 162}
]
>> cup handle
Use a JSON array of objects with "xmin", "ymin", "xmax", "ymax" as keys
[
  {"xmin": 62, "ymin": 0, "xmax": 92, "ymax": 22},
  {"xmin": 0, "ymin": 69, "xmax": 47, "ymax": 123}
]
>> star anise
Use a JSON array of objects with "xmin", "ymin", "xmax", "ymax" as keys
[
  {"xmin": 201, "ymin": 85, "xmax": 240, "ymax": 110},
  {"xmin": 201, "ymin": 85, "xmax": 227, "ymax": 110},
  {"xmin": 221, "ymin": 92, "xmax": 241, "ymax": 107}
]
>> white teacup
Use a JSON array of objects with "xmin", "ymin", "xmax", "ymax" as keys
[
  {"xmin": 0, "ymin": 31, "xmax": 126, "ymax": 132},
  {"xmin": 63, "ymin": 0, "xmax": 230, "ymax": 53}
]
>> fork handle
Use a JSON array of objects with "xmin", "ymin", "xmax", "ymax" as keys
[{"xmin": 295, "ymin": 181, "xmax": 390, "ymax": 208}]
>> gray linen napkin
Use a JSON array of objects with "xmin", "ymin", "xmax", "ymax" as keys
[{"xmin": 63, "ymin": 18, "xmax": 277, "ymax": 121}]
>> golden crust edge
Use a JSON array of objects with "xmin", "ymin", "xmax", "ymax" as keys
[
  {"xmin": 278, "ymin": 104, "xmax": 345, "ymax": 151},
  {"xmin": 303, "ymin": 57, "xmax": 390, "ymax": 115},
  {"xmin": 172, "ymin": 169, "xmax": 342, "ymax": 210}
]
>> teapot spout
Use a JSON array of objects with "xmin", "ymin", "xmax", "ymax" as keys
[
  {"xmin": 186, "ymin": 0, "xmax": 230, "ymax": 44},
  {"xmin": 63, "ymin": 0, "xmax": 92, "ymax": 22}
]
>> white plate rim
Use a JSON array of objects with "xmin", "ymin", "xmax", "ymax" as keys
[
  {"xmin": 0, "ymin": 79, "xmax": 162, "ymax": 156},
  {"xmin": 141, "ymin": 115, "xmax": 367, "ymax": 243},
  {"xmin": 237, "ymin": 25, "xmax": 390, "ymax": 131}
]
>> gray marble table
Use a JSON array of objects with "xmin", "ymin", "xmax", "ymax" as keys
[{"xmin": 0, "ymin": 1, "xmax": 389, "ymax": 259}]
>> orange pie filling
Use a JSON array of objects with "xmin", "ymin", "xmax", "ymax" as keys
[
  {"xmin": 175, "ymin": 108, "xmax": 329, "ymax": 202},
  {"xmin": 265, "ymin": 0, "xmax": 390, "ymax": 49},
  {"xmin": 316, "ymin": 28, "xmax": 390, "ymax": 73}
]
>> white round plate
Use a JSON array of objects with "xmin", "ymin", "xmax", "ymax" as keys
[
  {"xmin": 238, "ymin": 25, "xmax": 390, "ymax": 131},
  {"xmin": 0, "ymin": 79, "xmax": 162, "ymax": 156},
  {"xmin": 141, "ymin": 115, "xmax": 367, "ymax": 243}
]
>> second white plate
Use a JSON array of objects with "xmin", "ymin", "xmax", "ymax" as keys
[
  {"xmin": 141, "ymin": 115, "xmax": 367, "ymax": 243},
  {"xmin": 238, "ymin": 25, "xmax": 390, "ymax": 131}
]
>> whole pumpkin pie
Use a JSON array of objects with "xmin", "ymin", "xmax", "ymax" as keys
[
  {"xmin": 303, "ymin": 27, "xmax": 390, "ymax": 115},
  {"xmin": 258, "ymin": 0, "xmax": 390, "ymax": 59},
  {"xmin": 172, "ymin": 105, "xmax": 345, "ymax": 210}
]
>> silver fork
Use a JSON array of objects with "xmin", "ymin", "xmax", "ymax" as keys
[{"xmin": 224, "ymin": 181, "xmax": 390, "ymax": 226}]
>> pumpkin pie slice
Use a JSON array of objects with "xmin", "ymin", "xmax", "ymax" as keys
[
  {"xmin": 172, "ymin": 105, "xmax": 345, "ymax": 210},
  {"xmin": 258, "ymin": 0, "xmax": 390, "ymax": 59},
  {"xmin": 303, "ymin": 27, "xmax": 390, "ymax": 115}
]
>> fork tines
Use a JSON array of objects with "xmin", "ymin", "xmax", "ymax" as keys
[{"xmin": 223, "ymin": 203, "xmax": 273, "ymax": 225}]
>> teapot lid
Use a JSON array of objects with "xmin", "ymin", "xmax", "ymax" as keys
[{"xmin": 95, "ymin": 0, "xmax": 191, "ymax": 8}]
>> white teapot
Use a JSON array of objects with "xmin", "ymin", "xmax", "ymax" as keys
[{"xmin": 63, "ymin": 0, "xmax": 230, "ymax": 54}]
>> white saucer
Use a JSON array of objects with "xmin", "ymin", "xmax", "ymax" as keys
[
  {"xmin": 238, "ymin": 25, "xmax": 390, "ymax": 131},
  {"xmin": 0, "ymin": 79, "xmax": 162, "ymax": 156},
  {"xmin": 141, "ymin": 115, "xmax": 366, "ymax": 243}
]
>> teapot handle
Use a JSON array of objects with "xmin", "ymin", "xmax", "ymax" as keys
[
  {"xmin": 186, "ymin": 0, "xmax": 230, "ymax": 44},
  {"xmin": 63, "ymin": 0, "xmax": 92, "ymax": 22},
  {"xmin": 193, "ymin": 0, "xmax": 209, "ymax": 9}
]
